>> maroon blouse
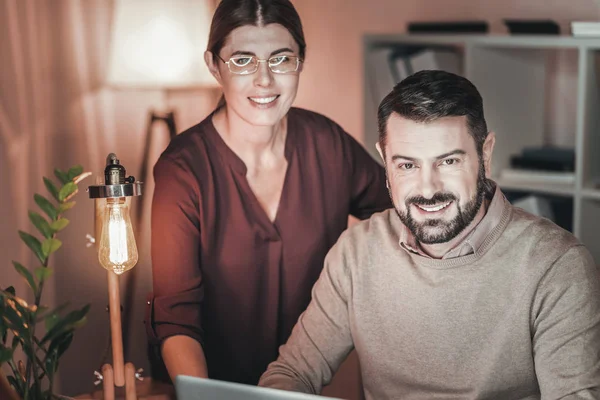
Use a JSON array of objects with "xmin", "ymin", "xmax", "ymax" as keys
[{"xmin": 145, "ymin": 107, "xmax": 390, "ymax": 385}]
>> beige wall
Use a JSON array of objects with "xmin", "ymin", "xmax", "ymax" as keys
[{"xmin": 293, "ymin": 0, "xmax": 600, "ymax": 148}]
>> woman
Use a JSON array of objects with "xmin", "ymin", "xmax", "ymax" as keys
[{"xmin": 145, "ymin": 0, "xmax": 390, "ymax": 386}]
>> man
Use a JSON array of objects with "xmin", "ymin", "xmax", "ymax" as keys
[{"xmin": 258, "ymin": 70, "xmax": 600, "ymax": 399}]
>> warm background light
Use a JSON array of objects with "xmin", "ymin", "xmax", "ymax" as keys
[{"xmin": 106, "ymin": 0, "xmax": 216, "ymax": 89}]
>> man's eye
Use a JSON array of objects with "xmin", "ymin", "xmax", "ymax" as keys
[
  {"xmin": 231, "ymin": 57, "xmax": 253, "ymax": 66},
  {"xmin": 399, "ymin": 163, "xmax": 414, "ymax": 170},
  {"xmin": 442, "ymin": 158, "xmax": 459, "ymax": 166}
]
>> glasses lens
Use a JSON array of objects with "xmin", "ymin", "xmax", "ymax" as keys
[
  {"xmin": 229, "ymin": 56, "xmax": 257, "ymax": 74},
  {"xmin": 269, "ymin": 56, "xmax": 300, "ymax": 73}
]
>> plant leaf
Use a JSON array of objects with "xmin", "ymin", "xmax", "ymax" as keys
[
  {"xmin": 12, "ymin": 262, "xmax": 38, "ymax": 297},
  {"xmin": 0, "ymin": 307, "xmax": 6, "ymax": 345},
  {"xmin": 50, "ymin": 218, "xmax": 69, "ymax": 232},
  {"xmin": 58, "ymin": 201, "xmax": 76, "ymax": 214},
  {"xmin": 28, "ymin": 211, "xmax": 53, "ymax": 239},
  {"xmin": 41, "ymin": 238, "xmax": 62, "ymax": 258},
  {"xmin": 0, "ymin": 293, "xmax": 31, "ymax": 335},
  {"xmin": 34, "ymin": 194, "xmax": 58, "ymax": 220},
  {"xmin": 7, "ymin": 375, "xmax": 22, "ymax": 395},
  {"xmin": 34, "ymin": 266, "xmax": 54, "ymax": 284},
  {"xmin": 45, "ymin": 313, "xmax": 60, "ymax": 332},
  {"xmin": 18, "ymin": 231, "xmax": 46, "ymax": 264},
  {"xmin": 43, "ymin": 177, "xmax": 60, "ymax": 202},
  {"xmin": 0, "ymin": 344, "xmax": 14, "ymax": 363},
  {"xmin": 54, "ymin": 168, "xmax": 70, "ymax": 185},
  {"xmin": 41, "ymin": 304, "xmax": 90, "ymax": 344},
  {"xmin": 58, "ymin": 182, "xmax": 77, "ymax": 202},
  {"xmin": 48, "ymin": 331, "xmax": 74, "ymax": 361},
  {"xmin": 67, "ymin": 165, "xmax": 84, "ymax": 181}
]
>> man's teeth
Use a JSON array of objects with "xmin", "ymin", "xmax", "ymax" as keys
[
  {"xmin": 250, "ymin": 96, "xmax": 277, "ymax": 104},
  {"xmin": 416, "ymin": 201, "xmax": 451, "ymax": 212}
]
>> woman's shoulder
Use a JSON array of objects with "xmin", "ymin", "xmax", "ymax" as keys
[
  {"xmin": 289, "ymin": 107, "xmax": 342, "ymax": 130},
  {"xmin": 154, "ymin": 113, "xmax": 218, "ymax": 178},
  {"xmin": 288, "ymin": 107, "xmax": 352, "ymax": 144},
  {"xmin": 159, "ymin": 114, "xmax": 215, "ymax": 162}
]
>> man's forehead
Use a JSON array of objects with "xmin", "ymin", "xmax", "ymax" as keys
[{"xmin": 384, "ymin": 114, "xmax": 474, "ymax": 156}]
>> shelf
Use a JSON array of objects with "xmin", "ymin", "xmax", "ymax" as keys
[
  {"xmin": 581, "ymin": 188, "xmax": 600, "ymax": 200},
  {"xmin": 366, "ymin": 34, "xmax": 600, "ymax": 50},
  {"xmin": 496, "ymin": 178, "xmax": 575, "ymax": 197}
]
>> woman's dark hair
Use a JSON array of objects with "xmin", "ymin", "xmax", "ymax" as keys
[{"xmin": 207, "ymin": 0, "xmax": 306, "ymax": 109}]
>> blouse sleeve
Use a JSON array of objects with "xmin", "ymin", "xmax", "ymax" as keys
[
  {"xmin": 144, "ymin": 154, "xmax": 205, "ymax": 346},
  {"xmin": 341, "ymin": 128, "xmax": 391, "ymax": 220}
]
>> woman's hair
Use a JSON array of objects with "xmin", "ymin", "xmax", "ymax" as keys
[{"xmin": 207, "ymin": 0, "xmax": 306, "ymax": 109}]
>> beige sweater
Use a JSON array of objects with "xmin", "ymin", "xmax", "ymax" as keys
[{"xmin": 259, "ymin": 198, "xmax": 600, "ymax": 399}]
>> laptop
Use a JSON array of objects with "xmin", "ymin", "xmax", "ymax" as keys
[{"xmin": 174, "ymin": 375, "xmax": 341, "ymax": 400}]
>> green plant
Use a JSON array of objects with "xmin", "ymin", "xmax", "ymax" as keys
[{"xmin": 0, "ymin": 165, "xmax": 92, "ymax": 400}]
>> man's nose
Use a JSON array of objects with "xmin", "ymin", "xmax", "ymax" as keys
[{"xmin": 418, "ymin": 167, "xmax": 443, "ymax": 200}]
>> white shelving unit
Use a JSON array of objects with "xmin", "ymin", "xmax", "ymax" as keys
[{"xmin": 363, "ymin": 34, "xmax": 600, "ymax": 262}]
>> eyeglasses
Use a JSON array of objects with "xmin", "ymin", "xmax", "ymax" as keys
[{"xmin": 215, "ymin": 54, "xmax": 303, "ymax": 75}]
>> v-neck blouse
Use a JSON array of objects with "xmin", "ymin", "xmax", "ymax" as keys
[{"xmin": 145, "ymin": 107, "xmax": 391, "ymax": 385}]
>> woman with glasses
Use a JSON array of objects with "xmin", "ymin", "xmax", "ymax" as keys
[{"xmin": 145, "ymin": 0, "xmax": 390, "ymax": 386}]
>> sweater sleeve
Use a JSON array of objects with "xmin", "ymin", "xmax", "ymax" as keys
[
  {"xmin": 258, "ymin": 233, "xmax": 355, "ymax": 393},
  {"xmin": 144, "ymin": 154, "xmax": 205, "ymax": 346},
  {"xmin": 531, "ymin": 245, "xmax": 600, "ymax": 399}
]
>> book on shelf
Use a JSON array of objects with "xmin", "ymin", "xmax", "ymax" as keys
[
  {"xmin": 499, "ymin": 168, "xmax": 575, "ymax": 185},
  {"xmin": 571, "ymin": 21, "xmax": 600, "ymax": 37}
]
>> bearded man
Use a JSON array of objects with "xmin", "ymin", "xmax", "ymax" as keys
[{"xmin": 258, "ymin": 70, "xmax": 600, "ymax": 400}]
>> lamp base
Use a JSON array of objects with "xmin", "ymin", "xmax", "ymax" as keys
[{"xmin": 73, "ymin": 363, "xmax": 175, "ymax": 400}]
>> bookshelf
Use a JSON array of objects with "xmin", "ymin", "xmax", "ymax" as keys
[{"xmin": 363, "ymin": 34, "xmax": 600, "ymax": 262}]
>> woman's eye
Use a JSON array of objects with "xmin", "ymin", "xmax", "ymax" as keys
[
  {"xmin": 269, "ymin": 56, "xmax": 288, "ymax": 65},
  {"xmin": 231, "ymin": 57, "xmax": 252, "ymax": 66}
]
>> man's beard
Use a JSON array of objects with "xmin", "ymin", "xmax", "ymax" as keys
[{"xmin": 392, "ymin": 163, "xmax": 487, "ymax": 245}]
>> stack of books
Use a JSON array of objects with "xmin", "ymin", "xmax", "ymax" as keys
[
  {"xmin": 571, "ymin": 22, "xmax": 600, "ymax": 37},
  {"xmin": 499, "ymin": 146, "xmax": 576, "ymax": 185}
]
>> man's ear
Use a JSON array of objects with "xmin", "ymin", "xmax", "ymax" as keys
[
  {"xmin": 204, "ymin": 51, "xmax": 222, "ymax": 84},
  {"xmin": 376, "ymin": 141, "xmax": 386, "ymax": 166},
  {"xmin": 482, "ymin": 132, "xmax": 496, "ymax": 178}
]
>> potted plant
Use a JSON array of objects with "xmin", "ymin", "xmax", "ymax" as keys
[{"xmin": 0, "ymin": 165, "xmax": 92, "ymax": 400}]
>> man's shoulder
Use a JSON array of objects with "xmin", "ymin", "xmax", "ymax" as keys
[
  {"xmin": 500, "ymin": 204, "xmax": 584, "ymax": 262},
  {"xmin": 508, "ymin": 205, "xmax": 581, "ymax": 245},
  {"xmin": 338, "ymin": 209, "xmax": 401, "ymax": 250}
]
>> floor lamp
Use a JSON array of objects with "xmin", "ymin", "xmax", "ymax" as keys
[{"xmin": 105, "ymin": 0, "xmax": 217, "ymax": 385}]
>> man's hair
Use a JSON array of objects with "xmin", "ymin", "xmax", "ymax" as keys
[{"xmin": 377, "ymin": 70, "xmax": 488, "ymax": 158}]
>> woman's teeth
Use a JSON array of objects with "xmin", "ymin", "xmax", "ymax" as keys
[
  {"xmin": 416, "ymin": 201, "xmax": 452, "ymax": 212},
  {"xmin": 250, "ymin": 96, "xmax": 277, "ymax": 104}
]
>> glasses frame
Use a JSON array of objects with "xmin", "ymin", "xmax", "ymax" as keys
[{"xmin": 214, "ymin": 53, "xmax": 303, "ymax": 75}]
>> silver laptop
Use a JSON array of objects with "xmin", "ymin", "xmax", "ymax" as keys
[{"xmin": 175, "ymin": 375, "xmax": 341, "ymax": 400}]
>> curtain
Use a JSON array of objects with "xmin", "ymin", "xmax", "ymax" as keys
[{"xmin": 0, "ymin": 0, "xmax": 217, "ymax": 396}]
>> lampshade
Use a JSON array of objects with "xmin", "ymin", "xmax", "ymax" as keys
[{"xmin": 106, "ymin": 0, "xmax": 217, "ymax": 89}]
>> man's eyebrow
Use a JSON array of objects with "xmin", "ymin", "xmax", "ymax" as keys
[
  {"xmin": 436, "ymin": 149, "xmax": 466, "ymax": 160},
  {"xmin": 390, "ymin": 149, "xmax": 466, "ymax": 163},
  {"xmin": 391, "ymin": 154, "xmax": 417, "ymax": 162},
  {"xmin": 229, "ymin": 48, "xmax": 295, "ymax": 57}
]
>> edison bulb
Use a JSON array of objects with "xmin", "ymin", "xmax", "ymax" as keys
[{"xmin": 98, "ymin": 197, "xmax": 138, "ymax": 274}]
